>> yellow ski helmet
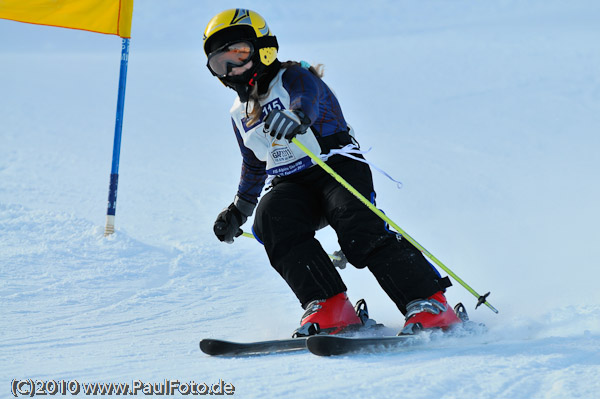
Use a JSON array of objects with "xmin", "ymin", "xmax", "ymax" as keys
[{"xmin": 203, "ymin": 9, "xmax": 278, "ymax": 69}]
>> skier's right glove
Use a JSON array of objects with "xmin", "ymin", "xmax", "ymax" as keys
[
  {"xmin": 213, "ymin": 203, "xmax": 246, "ymax": 244},
  {"xmin": 263, "ymin": 109, "xmax": 310, "ymax": 141}
]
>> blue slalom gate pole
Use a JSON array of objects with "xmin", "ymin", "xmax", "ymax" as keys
[{"xmin": 105, "ymin": 38, "xmax": 130, "ymax": 236}]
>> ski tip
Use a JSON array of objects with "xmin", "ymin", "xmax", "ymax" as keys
[
  {"xmin": 199, "ymin": 339, "xmax": 226, "ymax": 356},
  {"xmin": 199, "ymin": 339, "xmax": 214, "ymax": 355},
  {"xmin": 306, "ymin": 335, "xmax": 347, "ymax": 356}
]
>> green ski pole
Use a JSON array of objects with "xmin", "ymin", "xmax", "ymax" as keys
[{"xmin": 291, "ymin": 137, "xmax": 498, "ymax": 313}]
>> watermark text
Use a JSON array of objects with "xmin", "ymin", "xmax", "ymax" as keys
[{"xmin": 11, "ymin": 379, "xmax": 235, "ymax": 397}]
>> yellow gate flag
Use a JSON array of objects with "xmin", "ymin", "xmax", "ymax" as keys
[{"xmin": 0, "ymin": 0, "xmax": 134, "ymax": 38}]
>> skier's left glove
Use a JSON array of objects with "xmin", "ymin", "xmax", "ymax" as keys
[
  {"xmin": 214, "ymin": 203, "xmax": 246, "ymax": 244},
  {"xmin": 213, "ymin": 196, "xmax": 256, "ymax": 244},
  {"xmin": 263, "ymin": 109, "xmax": 310, "ymax": 141}
]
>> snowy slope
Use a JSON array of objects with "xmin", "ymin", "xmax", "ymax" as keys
[{"xmin": 1, "ymin": 1, "xmax": 599, "ymax": 398}]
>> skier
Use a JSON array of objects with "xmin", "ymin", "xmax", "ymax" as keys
[{"xmin": 203, "ymin": 8, "xmax": 461, "ymax": 336}]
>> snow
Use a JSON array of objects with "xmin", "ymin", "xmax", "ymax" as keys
[{"xmin": 1, "ymin": 0, "xmax": 599, "ymax": 398}]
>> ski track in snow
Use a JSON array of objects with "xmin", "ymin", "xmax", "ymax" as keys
[{"xmin": 1, "ymin": 1, "xmax": 600, "ymax": 398}]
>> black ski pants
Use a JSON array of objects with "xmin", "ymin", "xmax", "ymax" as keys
[{"xmin": 253, "ymin": 155, "xmax": 451, "ymax": 314}]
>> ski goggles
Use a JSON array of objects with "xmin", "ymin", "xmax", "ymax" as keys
[{"xmin": 207, "ymin": 41, "xmax": 254, "ymax": 78}]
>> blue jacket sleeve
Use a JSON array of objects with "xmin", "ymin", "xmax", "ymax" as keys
[
  {"xmin": 282, "ymin": 66, "xmax": 320, "ymax": 125},
  {"xmin": 282, "ymin": 65, "xmax": 348, "ymax": 137},
  {"xmin": 232, "ymin": 119, "xmax": 267, "ymax": 207}
]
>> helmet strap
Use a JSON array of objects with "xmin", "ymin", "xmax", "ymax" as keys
[
  {"xmin": 221, "ymin": 63, "xmax": 263, "ymax": 103},
  {"xmin": 221, "ymin": 55, "xmax": 280, "ymax": 102},
  {"xmin": 248, "ymin": 72, "xmax": 259, "ymax": 87}
]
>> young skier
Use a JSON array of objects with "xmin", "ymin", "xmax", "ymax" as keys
[{"xmin": 204, "ymin": 9, "xmax": 462, "ymax": 336}]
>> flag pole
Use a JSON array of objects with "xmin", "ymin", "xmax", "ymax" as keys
[{"xmin": 104, "ymin": 38, "xmax": 130, "ymax": 236}]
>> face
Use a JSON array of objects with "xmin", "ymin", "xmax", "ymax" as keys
[
  {"xmin": 207, "ymin": 41, "xmax": 254, "ymax": 78},
  {"xmin": 228, "ymin": 60, "xmax": 254, "ymax": 76}
]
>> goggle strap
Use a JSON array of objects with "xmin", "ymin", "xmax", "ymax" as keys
[{"xmin": 256, "ymin": 35, "xmax": 278, "ymax": 50}]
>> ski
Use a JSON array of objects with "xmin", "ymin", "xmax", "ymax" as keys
[
  {"xmin": 306, "ymin": 303, "xmax": 484, "ymax": 356},
  {"xmin": 199, "ymin": 337, "xmax": 308, "ymax": 356},
  {"xmin": 306, "ymin": 321, "xmax": 486, "ymax": 356},
  {"xmin": 199, "ymin": 324, "xmax": 389, "ymax": 356},
  {"xmin": 200, "ymin": 303, "xmax": 479, "ymax": 357},
  {"xmin": 306, "ymin": 334, "xmax": 421, "ymax": 356}
]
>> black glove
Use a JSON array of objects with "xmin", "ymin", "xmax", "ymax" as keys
[
  {"xmin": 263, "ymin": 109, "xmax": 310, "ymax": 141},
  {"xmin": 331, "ymin": 250, "xmax": 348, "ymax": 270},
  {"xmin": 213, "ymin": 203, "xmax": 247, "ymax": 244}
]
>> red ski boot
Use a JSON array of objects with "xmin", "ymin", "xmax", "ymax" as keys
[
  {"xmin": 400, "ymin": 291, "xmax": 462, "ymax": 335},
  {"xmin": 293, "ymin": 292, "xmax": 363, "ymax": 337}
]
